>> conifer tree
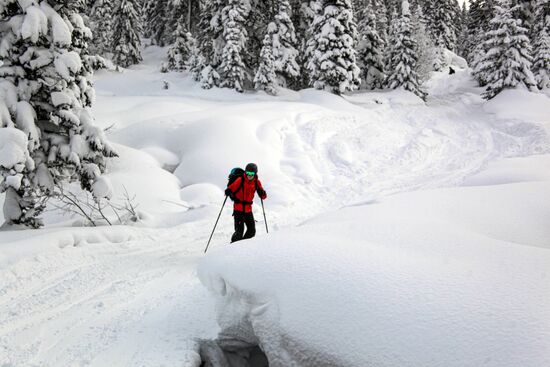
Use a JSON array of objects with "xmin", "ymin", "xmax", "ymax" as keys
[
  {"xmin": 373, "ymin": 0, "xmax": 390, "ymax": 46},
  {"xmin": 268, "ymin": 0, "xmax": 300, "ymax": 87},
  {"xmin": 456, "ymin": 2, "xmax": 469, "ymax": 58},
  {"xmin": 89, "ymin": 0, "xmax": 113, "ymax": 56},
  {"xmin": 513, "ymin": 0, "xmax": 536, "ymax": 40},
  {"xmin": 145, "ymin": 0, "xmax": 169, "ymax": 46},
  {"xmin": 425, "ymin": 0, "xmax": 457, "ymax": 51},
  {"xmin": 533, "ymin": 28, "xmax": 550, "ymax": 89},
  {"xmin": 357, "ymin": 2, "xmax": 386, "ymax": 89},
  {"xmin": 306, "ymin": 0, "xmax": 361, "ymax": 94},
  {"xmin": 0, "ymin": 0, "xmax": 117, "ymax": 227},
  {"xmin": 254, "ymin": 35, "xmax": 279, "ymax": 95},
  {"xmin": 386, "ymin": 0, "xmax": 427, "ymax": 99},
  {"xmin": 475, "ymin": 0, "xmax": 537, "ymax": 99},
  {"xmin": 193, "ymin": 0, "xmax": 225, "ymax": 89},
  {"xmin": 411, "ymin": 4, "xmax": 437, "ymax": 82},
  {"xmin": 219, "ymin": 0, "xmax": 250, "ymax": 92},
  {"xmin": 167, "ymin": 25, "xmax": 196, "ymax": 71},
  {"xmin": 112, "ymin": 0, "xmax": 143, "ymax": 67},
  {"xmin": 299, "ymin": 0, "xmax": 323, "ymax": 88},
  {"xmin": 532, "ymin": 0, "xmax": 550, "ymax": 89}
]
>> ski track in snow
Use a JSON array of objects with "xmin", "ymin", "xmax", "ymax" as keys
[{"xmin": 1, "ymin": 61, "xmax": 548, "ymax": 366}]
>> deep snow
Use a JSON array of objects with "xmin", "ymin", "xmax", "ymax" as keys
[{"xmin": 1, "ymin": 46, "xmax": 549, "ymax": 366}]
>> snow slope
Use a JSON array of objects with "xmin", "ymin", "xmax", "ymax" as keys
[
  {"xmin": 199, "ymin": 156, "xmax": 550, "ymax": 367},
  {"xmin": 1, "ymin": 47, "xmax": 550, "ymax": 366}
]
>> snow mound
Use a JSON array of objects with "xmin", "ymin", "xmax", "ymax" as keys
[
  {"xmin": 463, "ymin": 154, "xmax": 550, "ymax": 186},
  {"xmin": 199, "ymin": 157, "xmax": 550, "ymax": 366},
  {"xmin": 484, "ymin": 89, "xmax": 550, "ymax": 125}
]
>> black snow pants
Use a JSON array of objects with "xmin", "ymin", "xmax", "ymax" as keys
[{"xmin": 231, "ymin": 211, "xmax": 256, "ymax": 243}]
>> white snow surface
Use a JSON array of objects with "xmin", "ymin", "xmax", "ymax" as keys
[
  {"xmin": 199, "ymin": 160, "xmax": 550, "ymax": 366},
  {"xmin": 1, "ymin": 46, "xmax": 549, "ymax": 366}
]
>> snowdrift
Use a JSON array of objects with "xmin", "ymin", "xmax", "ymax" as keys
[{"xmin": 199, "ymin": 156, "xmax": 550, "ymax": 367}]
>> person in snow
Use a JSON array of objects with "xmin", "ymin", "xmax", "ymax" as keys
[{"xmin": 225, "ymin": 163, "xmax": 267, "ymax": 243}]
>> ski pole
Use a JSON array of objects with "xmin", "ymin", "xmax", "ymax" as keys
[
  {"xmin": 261, "ymin": 198, "xmax": 268, "ymax": 233},
  {"xmin": 204, "ymin": 196, "xmax": 228, "ymax": 254}
]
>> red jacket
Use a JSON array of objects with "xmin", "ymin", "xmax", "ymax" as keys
[{"xmin": 227, "ymin": 175, "xmax": 267, "ymax": 213}]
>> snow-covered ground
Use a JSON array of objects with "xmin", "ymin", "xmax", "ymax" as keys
[{"xmin": 1, "ymin": 47, "xmax": 549, "ymax": 366}]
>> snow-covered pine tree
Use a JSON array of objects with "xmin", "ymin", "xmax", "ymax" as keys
[
  {"xmin": 166, "ymin": 0, "xmax": 201, "ymax": 36},
  {"xmin": 167, "ymin": 24, "xmax": 196, "ymax": 71},
  {"xmin": 299, "ymin": 0, "xmax": 323, "ymax": 88},
  {"xmin": 245, "ymin": 0, "xmax": 273, "ymax": 77},
  {"xmin": 475, "ymin": 0, "xmax": 537, "ymax": 99},
  {"xmin": 144, "ymin": 0, "xmax": 169, "ymax": 46},
  {"xmin": 0, "ymin": 0, "xmax": 117, "ymax": 228},
  {"xmin": 357, "ymin": 2, "xmax": 386, "ymax": 89},
  {"xmin": 306, "ymin": 0, "xmax": 361, "ymax": 94},
  {"xmin": 533, "ymin": 27, "xmax": 550, "ymax": 89},
  {"xmin": 532, "ymin": 0, "xmax": 550, "ymax": 89},
  {"xmin": 386, "ymin": 0, "xmax": 427, "ymax": 100},
  {"xmin": 513, "ymin": 0, "xmax": 536, "ymax": 40},
  {"xmin": 267, "ymin": 0, "xmax": 300, "ymax": 87},
  {"xmin": 411, "ymin": 4, "xmax": 437, "ymax": 82},
  {"xmin": 425, "ymin": 0, "xmax": 457, "ymax": 51},
  {"xmin": 254, "ymin": 35, "xmax": 278, "ymax": 94},
  {"xmin": 219, "ymin": 0, "xmax": 250, "ymax": 92},
  {"xmin": 112, "ymin": 0, "xmax": 143, "ymax": 67},
  {"xmin": 456, "ymin": 1, "xmax": 469, "ymax": 58},
  {"xmin": 373, "ymin": 0, "xmax": 390, "ymax": 47},
  {"xmin": 193, "ymin": 0, "xmax": 225, "ymax": 89},
  {"xmin": 89, "ymin": 0, "xmax": 113, "ymax": 56}
]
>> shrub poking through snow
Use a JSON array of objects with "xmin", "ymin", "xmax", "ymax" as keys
[
  {"xmin": 305, "ymin": 0, "xmax": 361, "ymax": 94},
  {"xmin": 475, "ymin": 0, "xmax": 537, "ymax": 99},
  {"xmin": 386, "ymin": 0, "xmax": 428, "ymax": 100},
  {"xmin": 0, "ymin": 0, "xmax": 117, "ymax": 228}
]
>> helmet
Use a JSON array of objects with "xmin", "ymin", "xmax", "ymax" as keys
[{"xmin": 245, "ymin": 163, "xmax": 258, "ymax": 174}]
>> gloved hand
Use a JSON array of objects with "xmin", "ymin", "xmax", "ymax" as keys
[
  {"xmin": 257, "ymin": 188, "xmax": 267, "ymax": 199},
  {"xmin": 224, "ymin": 188, "xmax": 233, "ymax": 198}
]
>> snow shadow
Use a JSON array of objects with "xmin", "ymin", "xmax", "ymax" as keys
[{"xmin": 200, "ymin": 339, "xmax": 269, "ymax": 367}]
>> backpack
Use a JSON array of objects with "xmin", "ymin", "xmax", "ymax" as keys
[{"xmin": 228, "ymin": 167, "xmax": 245, "ymax": 187}]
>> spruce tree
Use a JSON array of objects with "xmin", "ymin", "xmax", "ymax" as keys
[
  {"xmin": 425, "ymin": 0, "xmax": 457, "ymax": 51},
  {"xmin": 112, "ymin": 0, "xmax": 143, "ymax": 67},
  {"xmin": 306, "ymin": 0, "xmax": 361, "ymax": 94},
  {"xmin": 193, "ymin": 0, "xmax": 225, "ymax": 89},
  {"xmin": 145, "ymin": 0, "xmax": 169, "ymax": 46},
  {"xmin": 254, "ymin": 35, "xmax": 279, "ymax": 95},
  {"xmin": 219, "ymin": 0, "xmax": 250, "ymax": 92},
  {"xmin": 268, "ymin": 0, "xmax": 300, "ymax": 87},
  {"xmin": 386, "ymin": 0, "xmax": 427, "ymax": 99},
  {"xmin": 167, "ymin": 25, "xmax": 196, "ymax": 71},
  {"xmin": 89, "ymin": 0, "xmax": 113, "ymax": 56},
  {"xmin": 373, "ymin": 0, "xmax": 390, "ymax": 45},
  {"xmin": 476, "ymin": 0, "xmax": 537, "ymax": 99},
  {"xmin": 532, "ymin": 0, "xmax": 550, "ymax": 89},
  {"xmin": 299, "ymin": 0, "xmax": 323, "ymax": 88},
  {"xmin": 456, "ymin": 1, "xmax": 469, "ymax": 58},
  {"xmin": 411, "ymin": 4, "xmax": 437, "ymax": 82},
  {"xmin": 0, "ymin": 0, "xmax": 117, "ymax": 228},
  {"xmin": 357, "ymin": 2, "xmax": 386, "ymax": 89}
]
